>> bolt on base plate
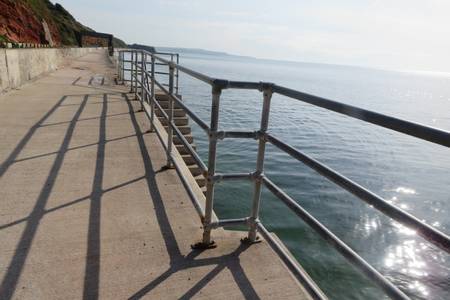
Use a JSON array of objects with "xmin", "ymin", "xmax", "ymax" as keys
[
  {"xmin": 241, "ymin": 236, "xmax": 262, "ymax": 244},
  {"xmin": 191, "ymin": 241, "xmax": 217, "ymax": 250},
  {"xmin": 158, "ymin": 165, "xmax": 174, "ymax": 172}
]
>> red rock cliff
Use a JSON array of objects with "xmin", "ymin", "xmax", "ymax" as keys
[{"xmin": 0, "ymin": 0, "xmax": 60, "ymax": 45}]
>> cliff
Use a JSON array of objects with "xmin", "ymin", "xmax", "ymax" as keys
[{"xmin": 0, "ymin": 0, "xmax": 126, "ymax": 47}]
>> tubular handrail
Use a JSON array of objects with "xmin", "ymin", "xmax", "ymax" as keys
[
  {"xmin": 135, "ymin": 61, "xmax": 211, "ymax": 132},
  {"xmin": 261, "ymin": 176, "xmax": 409, "ymax": 300},
  {"xmin": 129, "ymin": 49, "xmax": 450, "ymax": 148},
  {"xmin": 117, "ymin": 49, "xmax": 450, "ymax": 300},
  {"xmin": 266, "ymin": 133, "xmax": 450, "ymax": 252},
  {"xmin": 272, "ymin": 85, "xmax": 450, "ymax": 148}
]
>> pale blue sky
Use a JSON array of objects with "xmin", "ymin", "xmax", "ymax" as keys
[{"xmin": 56, "ymin": 0, "xmax": 450, "ymax": 72}]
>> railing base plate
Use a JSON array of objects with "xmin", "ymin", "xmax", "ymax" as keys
[
  {"xmin": 240, "ymin": 236, "xmax": 262, "ymax": 244},
  {"xmin": 159, "ymin": 164, "xmax": 174, "ymax": 171},
  {"xmin": 191, "ymin": 241, "xmax": 217, "ymax": 250}
]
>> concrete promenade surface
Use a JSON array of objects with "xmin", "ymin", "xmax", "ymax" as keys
[{"xmin": 0, "ymin": 50, "xmax": 311, "ymax": 299}]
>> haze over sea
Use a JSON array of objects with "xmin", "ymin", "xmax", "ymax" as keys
[{"xmin": 154, "ymin": 49, "xmax": 450, "ymax": 300}]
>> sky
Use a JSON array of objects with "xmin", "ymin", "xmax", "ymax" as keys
[{"xmin": 55, "ymin": 0, "xmax": 450, "ymax": 72}]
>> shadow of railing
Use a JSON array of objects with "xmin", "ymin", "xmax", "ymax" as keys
[
  {"xmin": 124, "ymin": 94, "xmax": 260, "ymax": 299},
  {"xmin": 82, "ymin": 93, "xmax": 107, "ymax": 299},
  {"xmin": 0, "ymin": 88, "xmax": 261, "ymax": 299},
  {"xmin": 0, "ymin": 94, "xmax": 89, "ymax": 299},
  {"xmin": 0, "ymin": 95, "xmax": 68, "ymax": 179}
]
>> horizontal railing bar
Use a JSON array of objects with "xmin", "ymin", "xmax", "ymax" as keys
[
  {"xmin": 212, "ymin": 172, "xmax": 254, "ymax": 182},
  {"xmin": 170, "ymin": 152, "xmax": 206, "ymax": 220},
  {"xmin": 128, "ymin": 49, "xmax": 450, "ymax": 148},
  {"xmin": 139, "ymin": 99, "xmax": 205, "ymax": 220},
  {"xmin": 170, "ymin": 121, "xmax": 208, "ymax": 172},
  {"xmin": 266, "ymin": 133, "xmax": 450, "ymax": 253},
  {"xmin": 152, "ymin": 78, "xmax": 169, "ymax": 95},
  {"xmin": 227, "ymin": 80, "xmax": 262, "ymax": 90},
  {"xmin": 142, "ymin": 68, "xmax": 153, "ymax": 81},
  {"xmin": 131, "ymin": 73, "xmax": 142, "ymax": 80},
  {"xmin": 261, "ymin": 176, "xmax": 410, "ymax": 300},
  {"xmin": 149, "ymin": 53, "xmax": 215, "ymax": 85},
  {"xmin": 256, "ymin": 222, "xmax": 328, "ymax": 300},
  {"xmin": 141, "ymin": 85, "xmax": 151, "ymax": 100},
  {"xmin": 121, "ymin": 49, "xmax": 450, "ymax": 299},
  {"xmin": 176, "ymin": 64, "xmax": 215, "ymax": 85},
  {"xmin": 136, "ymin": 63, "xmax": 178, "ymax": 76},
  {"xmin": 151, "ymin": 54, "xmax": 171, "ymax": 65},
  {"xmin": 153, "ymin": 51, "xmax": 179, "ymax": 56},
  {"xmin": 144, "ymin": 61, "xmax": 178, "ymax": 73},
  {"xmin": 168, "ymin": 95, "xmax": 210, "ymax": 132},
  {"xmin": 218, "ymin": 130, "xmax": 258, "ymax": 139},
  {"xmin": 119, "ymin": 50, "xmax": 178, "ymax": 57},
  {"xmin": 152, "ymin": 77, "xmax": 210, "ymax": 132},
  {"xmin": 151, "ymin": 95, "xmax": 169, "ymax": 119},
  {"xmin": 272, "ymin": 85, "xmax": 450, "ymax": 148},
  {"xmin": 208, "ymin": 217, "xmax": 249, "ymax": 229},
  {"xmin": 149, "ymin": 85, "xmax": 208, "ymax": 172}
]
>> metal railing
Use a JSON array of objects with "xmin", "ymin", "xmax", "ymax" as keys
[
  {"xmin": 117, "ymin": 50, "xmax": 180, "ymax": 94},
  {"xmin": 117, "ymin": 49, "xmax": 450, "ymax": 300}
]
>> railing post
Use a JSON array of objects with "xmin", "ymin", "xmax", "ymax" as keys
[
  {"xmin": 117, "ymin": 51, "xmax": 121, "ymax": 81},
  {"xmin": 199, "ymin": 84, "xmax": 222, "ymax": 247},
  {"xmin": 247, "ymin": 84, "xmax": 273, "ymax": 242},
  {"xmin": 142, "ymin": 52, "xmax": 147, "ymax": 103},
  {"xmin": 140, "ymin": 51, "xmax": 145, "ymax": 110},
  {"xmin": 134, "ymin": 51, "xmax": 138, "ymax": 99},
  {"xmin": 166, "ymin": 63, "xmax": 175, "ymax": 167},
  {"xmin": 150, "ymin": 55, "xmax": 156, "ymax": 132},
  {"xmin": 130, "ymin": 51, "xmax": 134, "ymax": 93},
  {"xmin": 175, "ymin": 54, "xmax": 180, "ymax": 95},
  {"xmin": 121, "ymin": 51, "xmax": 125, "ymax": 84}
]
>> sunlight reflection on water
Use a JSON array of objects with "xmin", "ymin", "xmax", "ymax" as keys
[
  {"xmin": 384, "ymin": 240, "xmax": 430, "ymax": 297},
  {"xmin": 176, "ymin": 53, "xmax": 450, "ymax": 299}
]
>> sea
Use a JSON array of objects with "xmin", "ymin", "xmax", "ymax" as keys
[{"xmin": 151, "ymin": 50, "xmax": 450, "ymax": 300}]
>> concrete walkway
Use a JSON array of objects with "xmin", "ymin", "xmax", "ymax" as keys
[{"xmin": 0, "ymin": 50, "xmax": 312, "ymax": 299}]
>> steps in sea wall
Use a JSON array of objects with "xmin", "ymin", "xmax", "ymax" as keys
[{"xmin": 154, "ymin": 93, "xmax": 206, "ymax": 192}]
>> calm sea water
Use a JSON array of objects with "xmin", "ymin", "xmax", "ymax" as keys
[{"xmin": 154, "ymin": 53, "xmax": 450, "ymax": 299}]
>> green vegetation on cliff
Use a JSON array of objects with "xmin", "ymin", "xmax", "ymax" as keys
[{"xmin": 24, "ymin": 0, "xmax": 90, "ymax": 45}]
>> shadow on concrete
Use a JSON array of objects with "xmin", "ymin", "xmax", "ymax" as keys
[
  {"xmin": 0, "ymin": 94, "xmax": 89, "ymax": 299},
  {"xmin": 123, "ymin": 94, "xmax": 260, "ymax": 300},
  {"xmin": 0, "ymin": 90, "xmax": 259, "ymax": 299},
  {"xmin": 0, "ymin": 95, "xmax": 68, "ymax": 179},
  {"xmin": 82, "ymin": 93, "xmax": 107, "ymax": 299},
  {"xmin": 0, "ymin": 175, "xmax": 146, "ymax": 231},
  {"xmin": 128, "ymin": 243, "xmax": 260, "ymax": 300}
]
